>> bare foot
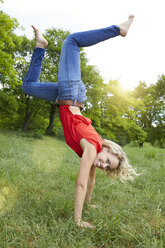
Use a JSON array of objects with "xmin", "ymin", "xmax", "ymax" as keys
[
  {"xmin": 88, "ymin": 204, "xmax": 98, "ymax": 208},
  {"xmin": 119, "ymin": 15, "xmax": 134, "ymax": 37},
  {"xmin": 31, "ymin": 25, "xmax": 48, "ymax": 48},
  {"xmin": 76, "ymin": 220, "xmax": 95, "ymax": 229}
]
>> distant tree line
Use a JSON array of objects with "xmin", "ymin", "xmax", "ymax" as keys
[{"xmin": 0, "ymin": 8, "xmax": 165, "ymax": 147}]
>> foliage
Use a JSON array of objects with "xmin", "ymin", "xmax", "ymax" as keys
[
  {"xmin": 0, "ymin": 10, "xmax": 20, "ymax": 87},
  {"xmin": 97, "ymin": 80, "xmax": 146, "ymax": 145},
  {"xmin": 0, "ymin": 11, "xmax": 21, "ymax": 123},
  {"xmin": 132, "ymin": 78, "xmax": 165, "ymax": 147}
]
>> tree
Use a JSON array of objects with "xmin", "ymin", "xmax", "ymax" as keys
[
  {"xmin": 148, "ymin": 76, "xmax": 165, "ymax": 147},
  {"xmin": 0, "ymin": 10, "xmax": 23, "ymax": 128},
  {"xmin": 99, "ymin": 80, "xmax": 146, "ymax": 145},
  {"xmin": 0, "ymin": 10, "xmax": 20, "ymax": 88},
  {"xmin": 132, "ymin": 78, "xmax": 165, "ymax": 147}
]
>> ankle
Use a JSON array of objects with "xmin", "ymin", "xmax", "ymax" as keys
[{"xmin": 35, "ymin": 43, "xmax": 47, "ymax": 49}]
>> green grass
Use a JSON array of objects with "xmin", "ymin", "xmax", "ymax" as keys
[{"xmin": 0, "ymin": 130, "xmax": 165, "ymax": 248}]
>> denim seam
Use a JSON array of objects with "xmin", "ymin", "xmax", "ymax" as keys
[
  {"xmin": 24, "ymin": 48, "xmax": 44, "ymax": 83},
  {"xmin": 23, "ymin": 53, "xmax": 34, "ymax": 83},
  {"xmin": 66, "ymin": 45, "xmax": 72, "ymax": 98},
  {"xmin": 23, "ymin": 83, "xmax": 56, "ymax": 90}
]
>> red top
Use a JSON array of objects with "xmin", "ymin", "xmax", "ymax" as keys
[{"xmin": 59, "ymin": 105, "xmax": 103, "ymax": 157}]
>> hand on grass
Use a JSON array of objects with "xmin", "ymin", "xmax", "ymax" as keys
[
  {"xmin": 76, "ymin": 220, "xmax": 95, "ymax": 229},
  {"xmin": 88, "ymin": 204, "xmax": 98, "ymax": 208}
]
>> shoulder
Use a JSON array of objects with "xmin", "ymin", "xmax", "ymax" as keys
[
  {"xmin": 80, "ymin": 138, "xmax": 97, "ymax": 163},
  {"xmin": 80, "ymin": 138, "xmax": 95, "ymax": 150}
]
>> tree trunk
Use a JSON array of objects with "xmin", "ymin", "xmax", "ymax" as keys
[
  {"xmin": 22, "ymin": 110, "xmax": 32, "ymax": 131},
  {"xmin": 45, "ymin": 104, "xmax": 56, "ymax": 135},
  {"xmin": 29, "ymin": 111, "xmax": 37, "ymax": 126},
  {"xmin": 22, "ymin": 97, "xmax": 32, "ymax": 132},
  {"xmin": 139, "ymin": 142, "xmax": 144, "ymax": 148}
]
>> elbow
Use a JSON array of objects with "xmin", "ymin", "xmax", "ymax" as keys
[{"xmin": 76, "ymin": 180, "xmax": 86, "ymax": 191}]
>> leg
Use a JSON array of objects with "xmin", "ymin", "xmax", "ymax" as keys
[
  {"xmin": 58, "ymin": 16, "xmax": 134, "ymax": 103},
  {"xmin": 57, "ymin": 25, "xmax": 120, "ymax": 103},
  {"xmin": 22, "ymin": 27, "xmax": 58, "ymax": 102},
  {"xmin": 58, "ymin": 25, "xmax": 120, "ymax": 82},
  {"xmin": 73, "ymin": 15, "xmax": 134, "ymax": 47}
]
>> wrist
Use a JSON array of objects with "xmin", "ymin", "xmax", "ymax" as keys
[{"xmin": 74, "ymin": 217, "xmax": 81, "ymax": 224}]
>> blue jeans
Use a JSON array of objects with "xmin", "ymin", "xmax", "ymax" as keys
[{"xmin": 22, "ymin": 25, "xmax": 120, "ymax": 103}]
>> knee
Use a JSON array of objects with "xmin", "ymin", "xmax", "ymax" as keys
[
  {"xmin": 65, "ymin": 33, "xmax": 75, "ymax": 41},
  {"xmin": 64, "ymin": 33, "xmax": 77, "ymax": 46}
]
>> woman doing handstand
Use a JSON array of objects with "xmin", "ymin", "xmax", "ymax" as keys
[{"xmin": 22, "ymin": 15, "xmax": 138, "ymax": 228}]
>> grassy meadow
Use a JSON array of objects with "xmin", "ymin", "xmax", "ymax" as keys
[{"xmin": 0, "ymin": 130, "xmax": 165, "ymax": 248}]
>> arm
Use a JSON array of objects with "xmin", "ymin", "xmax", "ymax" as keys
[
  {"xmin": 74, "ymin": 139, "xmax": 97, "ymax": 228},
  {"xmin": 85, "ymin": 165, "xmax": 97, "ymax": 205}
]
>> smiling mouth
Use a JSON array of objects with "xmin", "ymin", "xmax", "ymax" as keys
[{"xmin": 96, "ymin": 160, "xmax": 108, "ymax": 169}]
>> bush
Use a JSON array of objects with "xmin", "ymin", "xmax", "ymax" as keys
[
  {"xmin": 21, "ymin": 130, "xmax": 44, "ymax": 139},
  {"xmin": 32, "ymin": 130, "xmax": 44, "ymax": 139},
  {"xmin": 126, "ymin": 140, "xmax": 139, "ymax": 147},
  {"xmin": 154, "ymin": 139, "xmax": 165, "ymax": 148}
]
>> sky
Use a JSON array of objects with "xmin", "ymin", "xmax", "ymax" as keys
[{"xmin": 1, "ymin": 0, "xmax": 165, "ymax": 89}]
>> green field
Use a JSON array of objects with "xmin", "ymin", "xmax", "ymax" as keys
[{"xmin": 0, "ymin": 131, "xmax": 165, "ymax": 248}]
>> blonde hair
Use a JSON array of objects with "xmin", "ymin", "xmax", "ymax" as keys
[{"xmin": 102, "ymin": 139, "xmax": 139, "ymax": 182}]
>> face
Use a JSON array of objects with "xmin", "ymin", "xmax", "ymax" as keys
[{"xmin": 94, "ymin": 147, "xmax": 119, "ymax": 170}]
